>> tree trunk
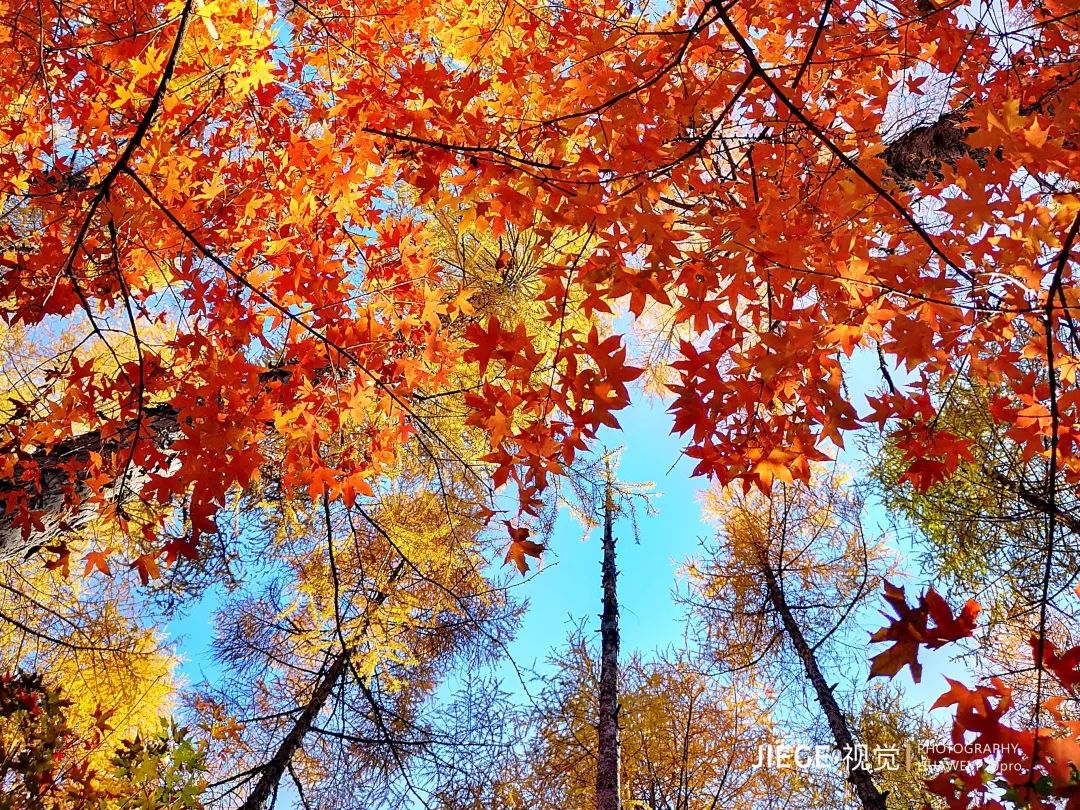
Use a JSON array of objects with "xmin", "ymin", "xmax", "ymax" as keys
[
  {"xmin": 880, "ymin": 105, "xmax": 977, "ymax": 187},
  {"xmin": 0, "ymin": 404, "xmax": 180, "ymax": 561},
  {"xmin": 596, "ymin": 479, "xmax": 621, "ymax": 810},
  {"xmin": 238, "ymin": 554, "xmax": 405, "ymax": 809},
  {"xmin": 0, "ymin": 364, "xmax": 294, "ymax": 562},
  {"xmin": 760, "ymin": 562, "xmax": 889, "ymax": 810},
  {"xmin": 239, "ymin": 648, "xmax": 351, "ymax": 810}
]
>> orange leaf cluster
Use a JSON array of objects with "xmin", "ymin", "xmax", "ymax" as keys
[
  {"xmin": 0, "ymin": 0, "xmax": 1075, "ymax": 580},
  {"xmin": 503, "ymin": 522, "xmax": 545, "ymax": 576},
  {"xmin": 868, "ymin": 581, "xmax": 980, "ymax": 682}
]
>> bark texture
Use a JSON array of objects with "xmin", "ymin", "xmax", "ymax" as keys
[
  {"xmin": 0, "ymin": 404, "xmax": 180, "ymax": 561},
  {"xmin": 238, "ymin": 649, "xmax": 351, "ymax": 810},
  {"xmin": 881, "ymin": 106, "xmax": 979, "ymax": 188},
  {"xmin": 0, "ymin": 365, "xmax": 293, "ymax": 562},
  {"xmin": 596, "ymin": 481, "xmax": 621, "ymax": 810},
  {"xmin": 760, "ymin": 561, "xmax": 889, "ymax": 810}
]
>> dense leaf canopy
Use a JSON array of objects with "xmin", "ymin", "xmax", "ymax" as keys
[{"xmin": 1, "ymin": 0, "xmax": 1079, "ymax": 806}]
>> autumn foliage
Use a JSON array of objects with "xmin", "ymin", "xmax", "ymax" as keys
[
  {"xmin": 0, "ymin": 0, "xmax": 1079, "ymax": 805},
  {"xmin": 868, "ymin": 581, "xmax": 980, "ymax": 683}
]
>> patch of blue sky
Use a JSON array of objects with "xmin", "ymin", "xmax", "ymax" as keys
[{"xmin": 482, "ymin": 340, "xmax": 972, "ymax": 719}]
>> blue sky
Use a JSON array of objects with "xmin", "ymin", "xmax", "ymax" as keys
[
  {"xmin": 166, "ymin": 340, "xmax": 959, "ymax": 683},
  {"xmin": 504, "ymin": 347, "xmax": 881, "ymax": 667},
  {"xmin": 166, "ymin": 344, "xmax": 970, "ymax": 807},
  {"xmin": 502, "ymin": 393, "xmax": 708, "ymax": 674},
  {"xmin": 168, "ymin": 392, "xmax": 709, "ymax": 694}
]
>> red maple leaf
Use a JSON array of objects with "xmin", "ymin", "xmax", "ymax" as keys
[
  {"xmin": 502, "ymin": 521, "xmax": 544, "ymax": 576},
  {"xmin": 869, "ymin": 581, "xmax": 980, "ymax": 682}
]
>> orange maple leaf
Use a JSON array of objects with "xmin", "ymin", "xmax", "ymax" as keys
[
  {"xmin": 82, "ymin": 547, "xmax": 115, "ymax": 577},
  {"xmin": 130, "ymin": 552, "xmax": 161, "ymax": 585},
  {"xmin": 1033, "ymin": 637, "xmax": 1080, "ymax": 693},
  {"xmin": 162, "ymin": 533, "xmax": 200, "ymax": 565},
  {"xmin": 43, "ymin": 543, "xmax": 70, "ymax": 577},
  {"xmin": 502, "ymin": 521, "xmax": 544, "ymax": 576},
  {"xmin": 869, "ymin": 581, "xmax": 980, "ymax": 682},
  {"xmin": 91, "ymin": 703, "xmax": 115, "ymax": 738}
]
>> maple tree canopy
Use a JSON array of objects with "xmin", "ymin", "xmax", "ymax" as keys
[
  {"xmin": 0, "ymin": 0, "xmax": 1076, "ymax": 537},
  {"xmin": 1, "ymin": 0, "xmax": 1079, "ymax": 804}
]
